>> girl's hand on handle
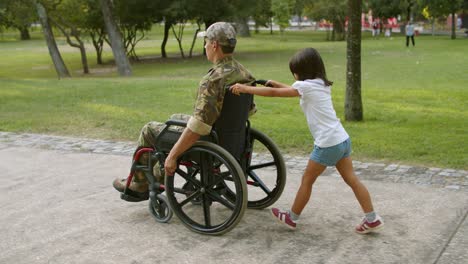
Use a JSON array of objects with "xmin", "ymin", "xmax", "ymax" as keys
[{"xmin": 230, "ymin": 83, "xmax": 245, "ymax": 96}]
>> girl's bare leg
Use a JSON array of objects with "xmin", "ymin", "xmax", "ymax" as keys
[
  {"xmin": 335, "ymin": 157, "xmax": 374, "ymax": 213},
  {"xmin": 291, "ymin": 160, "xmax": 326, "ymax": 215}
]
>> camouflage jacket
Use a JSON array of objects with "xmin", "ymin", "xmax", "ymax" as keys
[{"xmin": 187, "ymin": 56, "xmax": 255, "ymax": 136}]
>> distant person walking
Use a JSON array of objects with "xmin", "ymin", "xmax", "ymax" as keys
[
  {"xmin": 372, "ymin": 20, "xmax": 379, "ymax": 37},
  {"xmin": 405, "ymin": 21, "xmax": 415, "ymax": 47}
]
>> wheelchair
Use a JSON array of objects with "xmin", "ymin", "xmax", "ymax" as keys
[{"xmin": 120, "ymin": 85, "xmax": 286, "ymax": 235}]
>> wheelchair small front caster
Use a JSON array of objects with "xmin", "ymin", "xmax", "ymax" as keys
[{"xmin": 148, "ymin": 194, "xmax": 173, "ymax": 223}]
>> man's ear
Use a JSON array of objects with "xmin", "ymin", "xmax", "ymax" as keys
[{"xmin": 212, "ymin": 40, "xmax": 219, "ymax": 50}]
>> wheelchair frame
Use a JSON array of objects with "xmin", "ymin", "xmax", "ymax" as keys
[{"xmin": 121, "ymin": 119, "xmax": 286, "ymax": 235}]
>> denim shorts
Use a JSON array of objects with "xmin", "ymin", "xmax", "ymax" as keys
[{"xmin": 310, "ymin": 138, "xmax": 351, "ymax": 166}]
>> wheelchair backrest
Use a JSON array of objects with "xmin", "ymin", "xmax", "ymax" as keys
[{"xmin": 213, "ymin": 86, "xmax": 254, "ymax": 162}]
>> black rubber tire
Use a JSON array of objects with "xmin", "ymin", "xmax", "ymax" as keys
[
  {"xmin": 165, "ymin": 141, "xmax": 247, "ymax": 235},
  {"xmin": 148, "ymin": 194, "xmax": 173, "ymax": 223},
  {"xmin": 244, "ymin": 128, "xmax": 286, "ymax": 209}
]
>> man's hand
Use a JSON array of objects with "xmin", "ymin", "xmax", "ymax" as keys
[
  {"xmin": 164, "ymin": 156, "xmax": 177, "ymax": 176},
  {"xmin": 164, "ymin": 125, "xmax": 201, "ymax": 177}
]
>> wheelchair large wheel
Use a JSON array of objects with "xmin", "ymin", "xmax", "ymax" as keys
[
  {"xmin": 244, "ymin": 128, "xmax": 286, "ymax": 209},
  {"xmin": 165, "ymin": 141, "xmax": 247, "ymax": 235}
]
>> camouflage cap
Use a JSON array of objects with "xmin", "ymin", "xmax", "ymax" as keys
[{"xmin": 205, "ymin": 22, "xmax": 237, "ymax": 48}]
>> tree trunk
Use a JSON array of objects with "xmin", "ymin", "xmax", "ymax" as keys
[
  {"xmin": 189, "ymin": 22, "xmax": 201, "ymax": 58},
  {"xmin": 99, "ymin": 0, "xmax": 132, "ymax": 76},
  {"xmin": 451, "ymin": 11, "xmax": 456, "ymax": 39},
  {"xmin": 235, "ymin": 17, "xmax": 250, "ymax": 37},
  {"xmin": 431, "ymin": 19, "xmax": 435, "ymax": 36},
  {"xmin": 161, "ymin": 19, "xmax": 172, "ymax": 58},
  {"xmin": 79, "ymin": 45, "xmax": 89, "ymax": 74},
  {"xmin": 270, "ymin": 17, "xmax": 273, "ymax": 35},
  {"xmin": 345, "ymin": 0, "xmax": 363, "ymax": 121},
  {"xmin": 90, "ymin": 30, "xmax": 105, "ymax": 64},
  {"xmin": 19, "ymin": 26, "xmax": 30, "ymax": 40},
  {"xmin": 171, "ymin": 23, "xmax": 186, "ymax": 59},
  {"xmin": 52, "ymin": 19, "xmax": 89, "ymax": 74},
  {"xmin": 34, "ymin": 1, "xmax": 70, "ymax": 78}
]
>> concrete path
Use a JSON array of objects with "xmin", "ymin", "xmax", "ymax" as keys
[{"xmin": 0, "ymin": 133, "xmax": 467, "ymax": 264}]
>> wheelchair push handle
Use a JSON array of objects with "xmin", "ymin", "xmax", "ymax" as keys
[
  {"xmin": 225, "ymin": 79, "xmax": 271, "ymax": 92},
  {"xmin": 254, "ymin": 79, "xmax": 273, "ymax": 87},
  {"xmin": 165, "ymin": 119, "xmax": 187, "ymax": 128}
]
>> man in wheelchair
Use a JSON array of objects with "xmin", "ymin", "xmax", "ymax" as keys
[{"xmin": 112, "ymin": 22, "xmax": 256, "ymax": 201}]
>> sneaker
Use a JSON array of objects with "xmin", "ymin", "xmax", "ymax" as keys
[
  {"xmin": 271, "ymin": 208, "xmax": 297, "ymax": 230},
  {"xmin": 355, "ymin": 215, "xmax": 384, "ymax": 234}
]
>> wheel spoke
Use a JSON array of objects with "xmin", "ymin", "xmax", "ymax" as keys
[
  {"xmin": 179, "ymin": 190, "xmax": 202, "ymax": 207},
  {"xmin": 248, "ymin": 170, "xmax": 272, "ymax": 195},
  {"xmin": 199, "ymin": 151, "xmax": 213, "ymax": 227},
  {"xmin": 176, "ymin": 167, "xmax": 202, "ymax": 188},
  {"xmin": 206, "ymin": 189, "xmax": 235, "ymax": 210},
  {"xmin": 202, "ymin": 194, "xmax": 211, "ymax": 227},
  {"xmin": 206, "ymin": 171, "xmax": 232, "ymax": 189}
]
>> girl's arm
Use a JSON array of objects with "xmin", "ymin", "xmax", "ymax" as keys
[
  {"xmin": 265, "ymin": 80, "xmax": 291, "ymax": 89},
  {"xmin": 230, "ymin": 83, "xmax": 299, "ymax": 97}
]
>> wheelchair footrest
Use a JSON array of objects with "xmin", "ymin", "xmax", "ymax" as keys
[{"xmin": 120, "ymin": 191, "xmax": 149, "ymax": 202}]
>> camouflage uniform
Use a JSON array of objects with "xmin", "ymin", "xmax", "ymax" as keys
[
  {"xmin": 136, "ymin": 113, "xmax": 189, "ymax": 183},
  {"xmin": 137, "ymin": 113, "xmax": 189, "ymax": 148},
  {"xmin": 186, "ymin": 55, "xmax": 255, "ymax": 136}
]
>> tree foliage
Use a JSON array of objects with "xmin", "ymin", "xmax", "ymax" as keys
[
  {"xmin": 305, "ymin": 0, "xmax": 347, "ymax": 40},
  {"xmin": 0, "ymin": 0, "xmax": 36, "ymax": 39},
  {"xmin": 422, "ymin": 0, "xmax": 463, "ymax": 38},
  {"xmin": 368, "ymin": 0, "xmax": 401, "ymax": 18},
  {"xmin": 271, "ymin": 0, "xmax": 294, "ymax": 33},
  {"xmin": 252, "ymin": 0, "xmax": 273, "ymax": 33},
  {"xmin": 114, "ymin": 0, "xmax": 159, "ymax": 60}
]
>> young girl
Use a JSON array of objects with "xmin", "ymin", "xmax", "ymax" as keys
[{"xmin": 230, "ymin": 48, "xmax": 384, "ymax": 234}]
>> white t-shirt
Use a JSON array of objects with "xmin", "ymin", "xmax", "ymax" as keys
[{"xmin": 292, "ymin": 79, "xmax": 349, "ymax": 148}]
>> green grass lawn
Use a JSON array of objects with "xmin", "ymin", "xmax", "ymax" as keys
[{"xmin": 1, "ymin": 26, "xmax": 467, "ymax": 169}]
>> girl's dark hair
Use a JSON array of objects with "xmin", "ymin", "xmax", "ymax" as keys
[{"xmin": 289, "ymin": 48, "xmax": 333, "ymax": 86}]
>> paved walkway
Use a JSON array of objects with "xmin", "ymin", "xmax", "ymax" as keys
[
  {"xmin": 1, "ymin": 131, "xmax": 466, "ymax": 191},
  {"xmin": 0, "ymin": 131, "xmax": 467, "ymax": 264}
]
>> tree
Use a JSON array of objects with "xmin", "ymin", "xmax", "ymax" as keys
[
  {"xmin": 160, "ymin": 0, "xmax": 232, "ymax": 58},
  {"xmin": 34, "ymin": 0, "xmax": 70, "ymax": 78},
  {"xmin": 114, "ymin": 0, "xmax": 158, "ymax": 60},
  {"xmin": 462, "ymin": 0, "xmax": 468, "ymax": 29},
  {"xmin": 305, "ymin": 0, "xmax": 347, "ymax": 41},
  {"xmin": 345, "ymin": 0, "xmax": 363, "ymax": 121},
  {"xmin": 402, "ymin": 0, "xmax": 417, "ymax": 22},
  {"xmin": 49, "ymin": 0, "xmax": 91, "ymax": 74},
  {"xmin": 99, "ymin": 0, "xmax": 132, "ymax": 76},
  {"xmin": 83, "ymin": 0, "xmax": 107, "ymax": 64},
  {"xmin": 230, "ymin": 0, "xmax": 255, "ymax": 37},
  {"xmin": 252, "ymin": 0, "xmax": 273, "ymax": 34},
  {"xmin": 161, "ymin": 0, "xmax": 191, "ymax": 58},
  {"xmin": 292, "ymin": 0, "xmax": 307, "ymax": 28},
  {"xmin": 0, "ymin": 0, "xmax": 37, "ymax": 40},
  {"xmin": 422, "ymin": 0, "xmax": 463, "ymax": 39},
  {"xmin": 271, "ymin": 0, "xmax": 294, "ymax": 33}
]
